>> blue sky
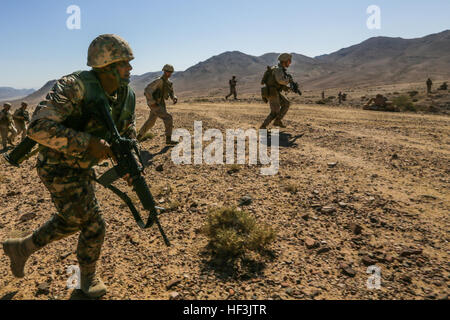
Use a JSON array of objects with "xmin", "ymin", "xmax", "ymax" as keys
[{"xmin": 0, "ymin": 0, "xmax": 449, "ymax": 88}]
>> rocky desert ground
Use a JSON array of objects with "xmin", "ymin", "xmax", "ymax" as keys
[{"xmin": 0, "ymin": 91, "xmax": 449, "ymax": 300}]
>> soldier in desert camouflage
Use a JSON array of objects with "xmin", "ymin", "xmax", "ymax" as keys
[
  {"xmin": 0, "ymin": 103, "xmax": 17, "ymax": 150},
  {"xmin": 137, "ymin": 64, "xmax": 178, "ymax": 145},
  {"xmin": 2, "ymin": 34, "xmax": 137, "ymax": 299},
  {"xmin": 12, "ymin": 101, "xmax": 30, "ymax": 141},
  {"xmin": 225, "ymin": 76, "xmax": 238, "ymax": 100},
  {"xmin": 426, "ymin": 78, "xmax": 433, "ymax": 94},
  {"xmin": 260, "ymin": 53, "xmax": 294, "ymax": 129}
]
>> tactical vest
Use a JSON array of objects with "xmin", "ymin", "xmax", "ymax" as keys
[
  {"xmin": 62, "ymin": 70, "xmax": 136, "ymax": 143},
  {"xmin": 261, "ymin": 66, "xmax": 284, "ymax": 98},
  {"xmin": 152, "ymin": 77, "xmax": 173, "ymax": 105}
]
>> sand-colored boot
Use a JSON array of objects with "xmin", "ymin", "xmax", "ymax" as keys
[
  {"xmin": 2, "ymin": 234, "xmax": 40, "ymax": 278},
  {"xmin": 80, "ymin": 263, "xmax": 107, "ymax": 299}
]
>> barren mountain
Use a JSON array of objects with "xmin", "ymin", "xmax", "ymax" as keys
[
  {"xmin": 0, "ymin": 87, "xmax": 35, "ymax": 102},
  {"xmin": 21, "ymin": 30, "xmax": 450, "ymax": 103}
]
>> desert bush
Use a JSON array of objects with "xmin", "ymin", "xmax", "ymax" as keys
[
  {"xmin": 201, "ymin": 207, "xmax": 276, "ymax": 261},
  {"xmin": 393, "ymin": 95, "xmax": 416, "ymax": 112},
  {"xmin": 226, "ymin": 164, "xmax": 241, "ymax": 174},
  {"xmin": 284, "ymin": 183, "xmax": 298, "ymax": 194},
  {"xmin": 408, "ymin": 90, "xmax": 419, "ymax": 97}
]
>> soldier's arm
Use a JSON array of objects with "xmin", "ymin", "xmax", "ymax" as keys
[
  {"xmin": 144, "ymin": 79, "xmax": 162, "ymax": 107},
  {"xmin": 27, "ymin": 74, "xmax": 92, "ymax": 157},
  {"xmin": 273, "ymin": 68, "xmax": 290, "ymax": 86}
]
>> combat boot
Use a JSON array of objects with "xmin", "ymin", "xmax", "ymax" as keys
[
  {"xmin": 80, "ymin": 263, "xmax": 107, "ymax": 299},
  {"xmin": 166, "ymin": 136, "xmax": 178, "ymax": 145},
  {"xmin": 2, "ymin": 234, "xmax": 40, "ymax": 278}
]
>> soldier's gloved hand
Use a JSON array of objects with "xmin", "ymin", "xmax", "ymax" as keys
[
  {"xmin": 172, "ymin": 97, "xmax": 178, "ymax": 105},
  {"xmin": 86, "ymin": 137, "xmax": 115, "ymax": 161}
]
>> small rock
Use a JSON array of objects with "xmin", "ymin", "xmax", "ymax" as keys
[
  {"xmin": 321, "ymin": 206, "xmax": 336, "ymax": 214},
  {"xmin": 281, "ymin": 282, "xmax": 290, "ymax": 288},
  {"xmin": 155, "ymin": 164, "xmax": 164, "ymax": 172},
  {"xmin": 59, "ymin": 252, "xmax": 72, "ymax": 260},
  {"xmin": 305, "ymin": 237, "xmax": 319, "ymax": 249},
  {"xmin": 239, "ymin": 195, "xmax": 252, "ymax": 206},
  {"xmin": 19, "ymin": 212, "xmax": 36, "ymax": 223},
  {"xmin": 436, "ymin": 293, "xmax": 448, "ymax": 300},
  {"xmin": 126, "ymin": 234, "xmax": 139, "ymax": 245},
  {"xmin": 228, "ymin": 288, "xmax": 235, "ymax": 295},
  {"xmin": 301, "ymin": 213, "xmax": 310, "ymax": 220},
  {"xmin": 166, "ymin": 278, "xmax": 182, "ymax": 290},
  {"xmin": 317, "ymin": 246, "xmax": 331, "ymax": 254},
  {"xmin": 36, "ymin": 283, "xmax": 50, "ymax": 296},
  {"xmin": 400, "ymin": 248, "xmax": 422, "ymax": 257},
  {"xmin": 285, "ymin": 288, "xmax": 294, "ymax": 296},
  {"xmin": 349, "ymin": 223, "xmax": 362, "ymax": 235},
  {"xmin": 338, "ymin": 202, "xmax": 348, "ymax": 208},
  {"xmin": 169, "ymin": 291, "xmax": 181, "ymax": 300},
  {"xmin": 401, "ymin": 275, "xmax": 412, "ymax": 284},
  {"xmin": 361, "ymin": 256, "xmax": 377, "ymax": 266},
  {"xmin": 310, "ymin": 203, "xmax": 322, "ymax": 209},
  {"xmin": 340, "ymin": 264, "xmax": 356, "ymax": 277},
  {"xmin": 327, "ymin": 162, "xmax": 337, "ymax": 168}
]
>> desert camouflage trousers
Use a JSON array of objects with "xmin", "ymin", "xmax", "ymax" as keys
[
  {"xmin": 0, "ymin": 125, "xmax": 17, "ymax": 149},
  {"xmin": 13, "ymin": 120, "xmax": 27, "ymax": 141},
  {"xmin": 138, "ymin": 103, "xmax": 173, "ymax": 138},
  {"xmin": 261, "ymin": 93, "xmax": 290, "ymax": 127},
  {"xmin": 32, "ymin": 162, "xmax": 106, "ymax": 266},
  {"xmin": 226, "ymin": 87, "xmax": 237, "ymax": 99}
]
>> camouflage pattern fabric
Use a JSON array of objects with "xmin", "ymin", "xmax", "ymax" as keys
[
  {"xmin": 260, "ymin": 63, "xmax": 291, "ymax": 127},
  {"xmin": 226, "ymin": 78, "xmax": 237, "ymax": 100},
  {"xmin": 13, "ymin": 108, "xmax": 30, "ymax": 141},
  {"xmin": 25, "ymin": 70, "xmax": 136, "ymax": 267},
  {"xmin": 139, "ymin": 76, "xmax": 175, "ymax": 138},
  {"xmin": 0, "ymin": 109, "xmax": 16, "ymax": 148},
  {"xmin": 32, "ymin": 163, "xmax": 105, "ymax": 266},
  {"xmin": 28, "ymin": 72, "xmax": 136, "ymax": 169}
]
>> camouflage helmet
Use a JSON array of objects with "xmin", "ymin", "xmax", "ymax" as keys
[
  {"xmin": 3, "ymin": 102, "xmax": 11, "ymax": 108},
  {"xmin": 162, "ymin": 64, "xmax": 175, "ymax": 73},
  {"xmin": 278, "ymin": 53, "xmax": 292, "ymax": 62},
  {"xmin": 87, "ymin": 34, "xmax": 134, "ymax": 68},
  {"xmin": 21, "ymin": 101, "xmax": 28, "ymax": 107}
]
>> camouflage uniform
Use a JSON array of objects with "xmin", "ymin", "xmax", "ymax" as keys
[
  {"xmin": 12, "ymin": 105, "xmax": 30, "ymax": 141},
  {"xmin": 260, "ymin": 60, "xmax": 291, "ymax": 128},
  {"xmin": 138, "ymin": 75, "xmax": 176, "ymax": 140},
  {"xmin": 0, "ymin": 104, "xmax": 17, "ymax": 149},
  {"xmin": 27, "ymin": 71, "xmax": 136, "ymax": 266},
  {"xmin": 426, "ymin": 78, "xmax": 433, "ymax": 94},
  {"xmin": 225, "ymin": 77, "xmax": 237, "ymax": 100}
]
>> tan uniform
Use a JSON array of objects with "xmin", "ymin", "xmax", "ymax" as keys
[
  {"xmin": 261, "ymin": 64, "xmax": 291, "ymax": 128},
  {"xmin": 138, "ymin": 76, "xmax": 175, "ymax": 139},
  {"xmin": 0, "ymin": 109, "xmax": 17, "ymax": 149},
  {"xmin": 13, "ymin": 108, "xmax": 30, "ymax": 141},
  {"xmin": 226, "ymin": 78, "xmax": 237, "ymax": 100}
]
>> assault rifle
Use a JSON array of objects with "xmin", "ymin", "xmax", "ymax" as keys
[{"xmin": 286, "ymin": 74, "xmax": 302, "ymax": 96}]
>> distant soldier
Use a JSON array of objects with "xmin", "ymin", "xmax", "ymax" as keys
[
  {"xmin": 12, "ymin": 101, "xmax": 30, "ymax": 141},
  {"xmin": 363, "ymin": 94, "xmax": 396, "ymax": 111},
  {"xmin": 260, "ymin": 53, "xmax": 295, "ymax": 129},
  {"xmin": 137, "ymin": 64, "xmax": 178, "ymax": 145},
  {"xmin": 438, "ymin": 82, "xmax": 448, "ymax": 90},
  {"xmin": 426, "ymin": 78, "xmax": 433, "ymax": 94},
  {"xmin": 321, "ymin": 91, "xmax": 325, "ymax": 100},
  {"xmin": 225, "ymin": 76, "xmax": 238, "ymax": 100},
  {"xmin": 0, "ymin": 103, "xmax": 17, "ymax": 150},
  {"xmin": 338, "ymin": 92, "xmax": 343, "ymax": 104}
]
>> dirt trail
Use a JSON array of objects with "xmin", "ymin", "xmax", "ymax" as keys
[{"xmin": 0, "ymin": 102, "xmax": 448, "ymax": 300}]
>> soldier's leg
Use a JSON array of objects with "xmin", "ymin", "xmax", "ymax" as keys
[
  {"xmin": 137, "ymin": 111, "xmax": 158, "ymax": 140},
  {"xmin": 276, "ymin": 94, "xmax": 291, "ymax": 122},
  {"xmin": 261, "ymin": 96, "xmax": 281, "ymax": 129},
  {"xmin": 157, "ymin": 105, "xmax": 175, "ymax": 143},
  {"xmin": 21, "ymin": 123, "xmax": 27, "ymax": 140},
  {"xmin": 0, "ymin": 126, "xmax": 7, "ymax": 149},
  {"xmin": 233, "ymin": 88, "xmax": 237, "ymax": 100}
]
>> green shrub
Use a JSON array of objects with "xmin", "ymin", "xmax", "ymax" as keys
[
  {"xmin": 201, "ymin": 207, "xmax": 276, "ymax": 261},
  {"xmin": 393, "ymin": 95, "xmax": 416, "ymax": 112}
]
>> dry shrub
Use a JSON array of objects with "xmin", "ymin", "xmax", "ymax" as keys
[{"xmin": 201, "ymin": 207, "xmax": 276, "ymax": 261}]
